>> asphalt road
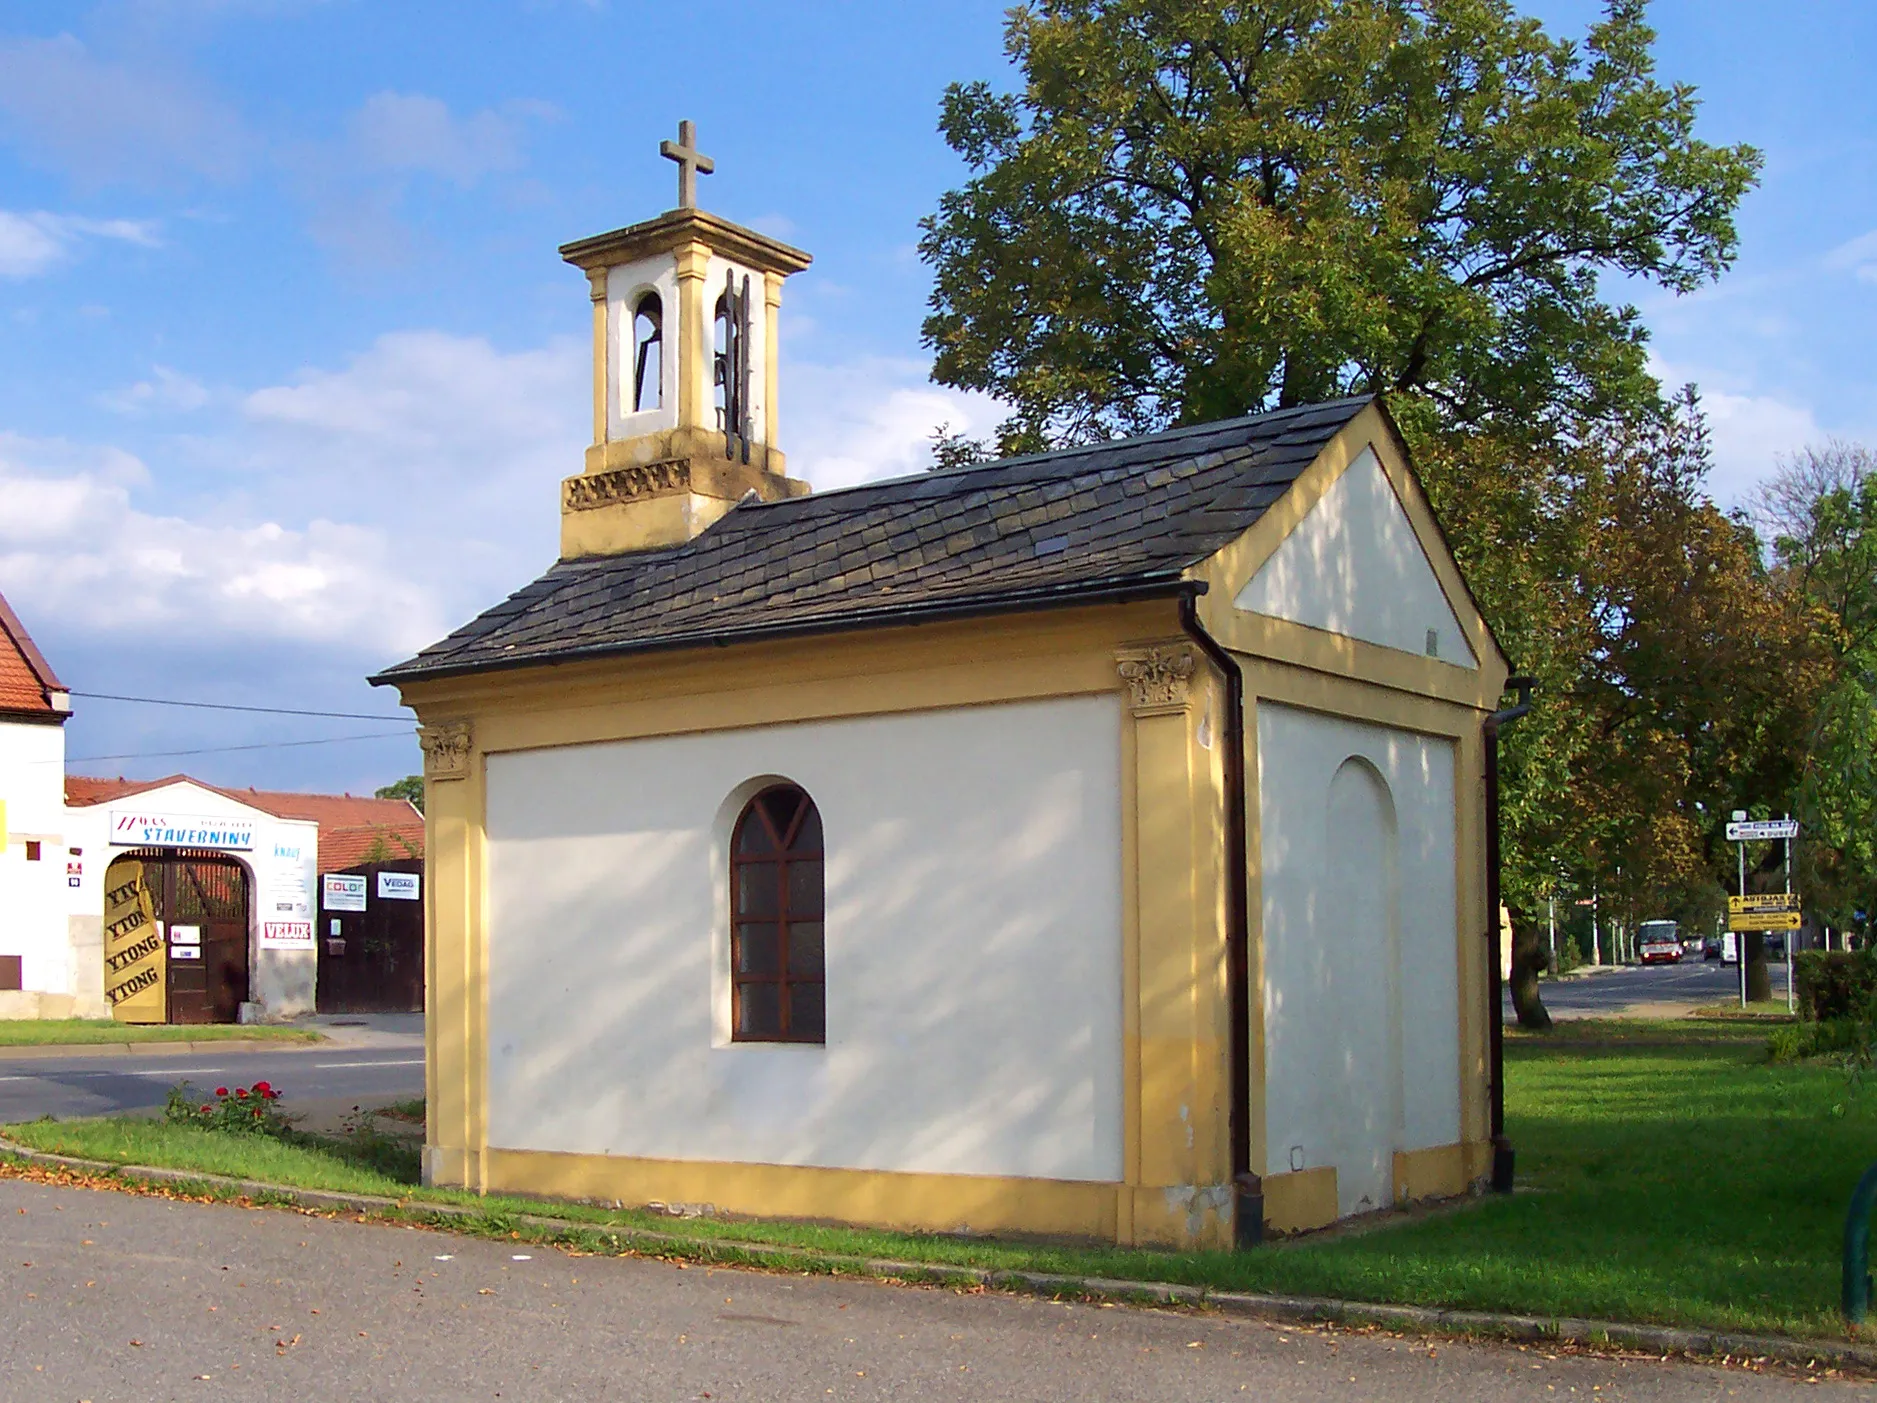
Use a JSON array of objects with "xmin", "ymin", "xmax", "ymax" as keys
[
  {"xmin": 0, "ymin": 1046, "xmax": 423, "ymax": 1123},
  {"xmin": 1504, "ymin": 958, "xmax": 1794, "ymax": 1019},
  {"xmin": 0, "ymin": 1176, "xmax": 1850, "ymax": 1402}
]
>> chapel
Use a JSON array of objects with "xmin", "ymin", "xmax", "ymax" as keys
[{"xmin": 373, "ymin": 123, "xmax": 1513, "ymax": 1246}]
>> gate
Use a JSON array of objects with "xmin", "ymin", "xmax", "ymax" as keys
[
  {"xmin": 104, "ymin": 852, "xmax": 250, "ymax": 1024},
  {"xmin": 317, "ymin": 859, "xmax": 423, "ymax": 1013}
]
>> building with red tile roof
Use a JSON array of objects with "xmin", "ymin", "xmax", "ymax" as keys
[
  {"xmin": 0, "ymin": 591, "xmax": 69, "ymax": 722},
  {"xmin": 65, "ymin": 774, "xmax": 423, "ymax": 873}
]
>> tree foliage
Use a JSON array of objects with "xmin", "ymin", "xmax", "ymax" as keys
[
  {"xmin": 921, "ymin": 0, "xmax": 1760, "ymax": 452},
  {"xmin": 375, "ymin": 775, "xmax": 425, "ymax": 815},
  {"xmin": 920, "ymin": 0, "xmax": 1800, "ymax": 1028}
]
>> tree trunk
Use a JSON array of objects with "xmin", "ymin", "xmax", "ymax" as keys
[
  {"xmin": 1744, "ymin": 932, "xmax": 1772, "ymax": 1003},
  {"xmin": 1508, "ymin": 907, "xmax": 1553, "ymax": 1030}
]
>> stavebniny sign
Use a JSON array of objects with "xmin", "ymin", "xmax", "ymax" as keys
[{"xmin": 108, "ymin": 811, "xmax": 255, "ymax": 851}]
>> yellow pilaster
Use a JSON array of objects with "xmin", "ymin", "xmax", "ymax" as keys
[
  {"xmin": 1116, "ymin": 641, "xmax": 1232, "ymax": 1249},
  {"xmin": 418, "ymin": 720, "xmax": 484, "ymax": 1191}
]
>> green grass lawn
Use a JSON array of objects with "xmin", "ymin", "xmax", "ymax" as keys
[
  {"xmin": 4, "ymin": 1017, "xmax": 1870, "ymax": 1340},
  {"xmin": 0, "ymin": 1019, "xmax": 321, "ymax": 1047}
]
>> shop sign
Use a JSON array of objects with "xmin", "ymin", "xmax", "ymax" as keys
[
  {"xmin": 323, "ymin": 874, "xmax": 368, "ymax": 912},
  {"xmin": 260, "ymin": 921, "xmax": 314, "ymax": 950},
  {"xmin": 377, "ymin": 871, "xmax": 420, "ymax": 901},
  {"xmin": 109, "ymin": 811, "xmax": 254, "ymax": 851}
]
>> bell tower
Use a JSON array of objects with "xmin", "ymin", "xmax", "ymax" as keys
[{"xmin": 557, "ymin": 120, "xmax": 813, "ymax": 559}]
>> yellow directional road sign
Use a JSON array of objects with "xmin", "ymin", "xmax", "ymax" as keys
[
  {"xmin": 1729, "ymin": 910, "xmax": 1802, "ymax": 932},
  {"xmin": 1729, "ymin": 893, "xmax": 1802, "ymax": 914}
]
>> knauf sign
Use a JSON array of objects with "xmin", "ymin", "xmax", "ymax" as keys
[{"xmin": 108, "ymin": 811, "xmax": 256, "ymax": 851}]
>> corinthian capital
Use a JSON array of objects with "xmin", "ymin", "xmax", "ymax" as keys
[{"xmin": 1116, "ymin": 643, "xmax": 1196, "ymax": 717}]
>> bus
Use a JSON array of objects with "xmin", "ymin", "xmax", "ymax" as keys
[{"xmin": 1638, "ymin": 919, "xmax": 1683, "ymax": 964}]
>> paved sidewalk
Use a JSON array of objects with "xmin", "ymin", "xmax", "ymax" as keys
[{"xmin": 0, "ymin": 1175, "xmax": 1853, "ymax": 1401}]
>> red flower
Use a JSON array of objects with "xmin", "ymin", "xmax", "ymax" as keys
[
  {"xmin": 252, "ymin": 1081, "xmax": 271, "ymax": 1095},
  {"xmin": 265, "ymin": 1089, "xmax": 281, "ymax": 1101},
  {"xmin": 236, "ymin": 1088, "xmax": 248, "ymax": 1098},
  {"xmin": 251, "ymin": 1109, "xmax": 262, "ymax": 1119},
  {"xmin": 199, "ymin": 1105, "xmax": 212, "ymax": 1114},
  {"xmin": 215, "ymin": 1087, "xmax": 228, "ymax": 1097}
]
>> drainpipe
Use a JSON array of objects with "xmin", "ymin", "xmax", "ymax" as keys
[
  {"xmin": 1178, "ymin": 592, "xmax": 1256, "ymax": 1245},
  {"xmin": 1484, "ymin": 676, "xmax": 1535, "ymax": 1195}
]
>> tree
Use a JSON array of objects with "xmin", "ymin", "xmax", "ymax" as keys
[
  {"xmin": 1760, "ymin": 443, "xmax": 1877, "ymax": 935},
  {"xmin": 921, "ymin": 0, "xmax": 1775, "ymax": 1028},
  {"xmin": 921, "ymin": 0, "xmax": 1760, "ymax": 453},
  {"xmin": 375, "ymin": 775, "xmax": 425, "ymax": 815}
]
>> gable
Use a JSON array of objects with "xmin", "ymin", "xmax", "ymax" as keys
[{"xmin": 1232, "ymin": 448, "xmax": 1477, "ymax": 669}]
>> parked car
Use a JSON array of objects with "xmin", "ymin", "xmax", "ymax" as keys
[
  {"xmin": 1638, "ymin": 919, "xmax": 1683, "ymax": 964},
  {"xmin": 1703, "ymin": 935, "xmax": 1723, "ymax": 960}
]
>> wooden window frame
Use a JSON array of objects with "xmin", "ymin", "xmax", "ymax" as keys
[{"xmin": 729, "ymin": 784, "xmax": 825, "ymax": 1044}]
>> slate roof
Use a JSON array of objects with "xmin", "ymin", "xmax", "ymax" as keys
[{"xmin": 374, "ymin": 396, "xmax": 1375, "ymax": 685}]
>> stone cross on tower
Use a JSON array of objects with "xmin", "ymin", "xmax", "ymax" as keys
[{"xmin": 659, "ymin": 120, "xmax": 715, "ymax": 210}]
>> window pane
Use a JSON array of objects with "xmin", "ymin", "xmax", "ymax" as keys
[
  {"xmin": 788, "ymin": 921, "xmax": 823, "ymax": 977},
  {"xmin": 791, "ymin": 802, "xmax": 822, "ymax": 854},
  {"xmin": 736, "ymin": 863, "xmax": 779, "ymax": 917},
  {"xmin": 737, "ymin": 922, "xmax": 780, "ymax": 976},
  {"xmin": 735, "ymin": 814, "xmax": 775, "ymax": 856},
  {"xmin": 737, "ymin": 982, "xmax": 781, "ymax": 1039},
  {"xmin": 787, "ymin": 981, "xmax": 825, "ymax": 1041},
  {"xmin": 760, "ymin": 788, "xmax": 799, "ymax": 844},
  {"xmin": 786, "ymin": 859, "xmax": 823, "ymax": 919}
]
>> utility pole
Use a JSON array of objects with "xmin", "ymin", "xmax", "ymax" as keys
[
  {"xmin": 1547, "ymin": 892, "xmax": 1558, "ymax": 976},
  {"xmin": 1592, "ymin": 883, "xmax": 1602, "ymax": 966}
]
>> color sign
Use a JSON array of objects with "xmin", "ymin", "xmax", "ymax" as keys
[
  {"xmin": 102, "ymin": 860, "xmax": 165, "ymax": 1023},
  {"xmin": 376, "ymin": 871, "xmax": 420, "ymax": 901},
  {"xmin": 1726, "ymin": 819, "xmax": 1801, "ymax": 842},
  {"xmin": 1729, "ymin": 911, "xmax": 1802, "ymax": 932},
  {"xmin": 1729, "ymin": 893, "xmax": 1801, "ymax": 913},
  {"xmin": 322, "ymin": 873, "xmax": 368, "ymax": 912},
  {"xmin": 109, "ymin": 811, "xmax": 255, "ymax": 851}
]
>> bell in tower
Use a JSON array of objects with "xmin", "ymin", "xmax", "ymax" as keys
[{"xmin": 556, "ymin": 121, "xmax": 813, "ymax": 559}]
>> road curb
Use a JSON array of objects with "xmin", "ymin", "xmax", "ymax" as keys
[
  {"xmin": 0, "ymin": 1037, "xmax": 330, "ymax": 1062},
  {"xmin": 0, "ymin": 1136, "xmax": 1869, "ymax": 1373}
]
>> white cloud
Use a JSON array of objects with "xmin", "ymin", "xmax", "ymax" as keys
[
  {"xmin": 0, "ymin": 331, "xmax": 586, "ymax": 671},
  {"xmin": 0, "ymin": 210, "xmax": 160, "ymax": 278},
  {"xmin": 787, "ymin": 356, "xmax": 1005, "ymax": 491},
  {"xmin": 1826, "ymin": 229, "xmax": 1877, "ymax": 285},
  {"xmin": 100, "ymin": 365, "xmax": 212, "ymax": 414},
  {"xmin": 0, "ymin": 34, "xmax": 250, "ymax": 185},
  {"xmin": 0, "ymin": 432, "xmax": 443, "ymax": 657},
  {"xmin": 1699, "ymin": 385, "xmax": 1831, "ymax": 509},
  {"xmin": 348, "ymin": 92, "xmax": 541, "ymax": 187}
]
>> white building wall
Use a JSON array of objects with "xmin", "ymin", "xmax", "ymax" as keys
[
  {"xmin": 0, "ymin": 718, "xmax": 73, "ymax": 1002},
  {"xmin": 1257, "ymin": 701, "xmax": 1462, "ymax": 1217},
  {"xmin": 484, "ymin": 695, "xmax": 1126, "ymax": 1184},
  {"xmin": 1234, "ymin": 448, "xmax": 1478, "ymax": 667}
]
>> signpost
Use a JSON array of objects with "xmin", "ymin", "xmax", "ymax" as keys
[{"xmin": 1726, "ymin": 814, "xmax": 1801, "ymax": 1012}]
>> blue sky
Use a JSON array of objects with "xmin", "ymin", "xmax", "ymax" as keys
[{"xmin": 0, "ymin": 0, "xmax": 1871, "ymax": 794}]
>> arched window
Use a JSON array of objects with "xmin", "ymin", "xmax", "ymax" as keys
[
  {"xmin": 730, "ymin": 784, "xmax": 824, "ymax": 1043},
  {"xmin": 631, "ymin": 292, "xmax": 662, "ymax": 413}
]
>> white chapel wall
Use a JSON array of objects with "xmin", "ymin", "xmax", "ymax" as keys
[
  {"xmin": 1234, "ymin": 447, "xmax": 1478, "ymax": 667},
  {"xmin": 484, "ymin": 694, "xmax": 1126, "ymax": 1184},
  {"xmin": 1257, "ymin": 701, "xmax": 1462, "ymax": 1217}
]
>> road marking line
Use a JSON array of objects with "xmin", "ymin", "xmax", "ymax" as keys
[{"xmin": 309, "ymin": 1059, "xmax": 424, "ymax": 1069}]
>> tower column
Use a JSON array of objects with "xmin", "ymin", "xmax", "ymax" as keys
[
  {"xmin": 675, "ymin": 240, "xmax": 711, "ymax": 436},
  {"xmin": 764, "ymin": 272, "xmax": 784, "ymax": 451},
  {"xmin": 587, "ymin": 268, "xmax": 608, "ymax": 446}
]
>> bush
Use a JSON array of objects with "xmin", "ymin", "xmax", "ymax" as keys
[
  {"xmin": 1768, "ymin": 1018, "xmax": 1870, "ymax": 1063},
  {"xmin": 165, "ymin": 1079, "xmax": 288, "ymax": 1136},
  {"xmin": 1793, "ymin": 950, "xmax": 1877, "ymax": 1022}
]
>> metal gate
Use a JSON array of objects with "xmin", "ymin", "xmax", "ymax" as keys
[
  {"xmin": 104, "ymin": 852, "xmax": 250, "ymax": 1024},
  {"xmin": 317, "ymin": 860, "xmax": 423, "ymax": 1014}
]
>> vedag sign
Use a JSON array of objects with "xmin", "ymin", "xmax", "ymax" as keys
[{"xmin": 109, "ymin": 811, "xmax": 255, "ymax": 851}]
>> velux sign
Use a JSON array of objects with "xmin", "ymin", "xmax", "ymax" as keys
[{"xmin": 108, "ymin": 811, "xmax": 255, "ymax": 851}]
